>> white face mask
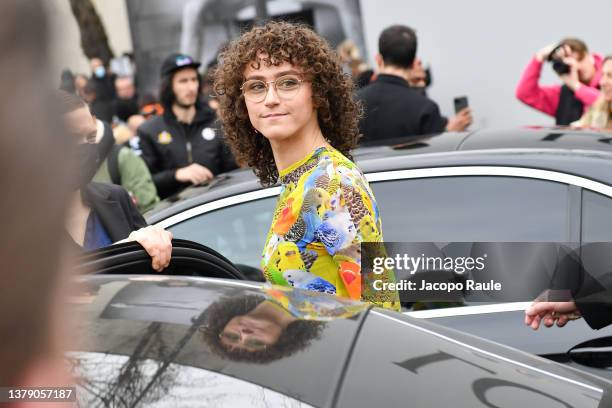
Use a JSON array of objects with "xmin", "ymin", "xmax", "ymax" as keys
[{"xmin": 94, "ymin": 66, "xmax": 106, "ymax": 78}]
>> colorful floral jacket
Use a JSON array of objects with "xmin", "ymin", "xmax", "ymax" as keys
[{"xmin": 261, "ymin": 146, "xmax": 400, "ymax": 310}]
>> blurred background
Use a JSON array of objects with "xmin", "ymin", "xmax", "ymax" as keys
[{"xmin": 46, "ymin": 0, "xmax": 612, "ymax": 129}]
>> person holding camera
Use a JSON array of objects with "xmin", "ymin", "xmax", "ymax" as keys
[{"xmin": 516, "ymin": 38, "xmax": 604, "ymax": 125}]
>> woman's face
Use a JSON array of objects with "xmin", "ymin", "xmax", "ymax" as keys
[
  {"xmin": 600, "ymin": 60, "xmax": 612, "ymax": 103},
  {"xmin": 220, "ymin": 314, "xmax": 283, "ymax": 352},
  {"xmin": 242, "ymin": 60, "xmax": 318, "ymax": 142}
]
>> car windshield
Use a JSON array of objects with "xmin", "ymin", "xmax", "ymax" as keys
[{"xmin": 70, "ymin": 276, "xmax": 369, "ymax": 407}]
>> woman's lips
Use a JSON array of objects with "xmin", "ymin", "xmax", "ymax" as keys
[{"xmin": 261, "ymin": 113, "xmax": 288, "ymax": 118}]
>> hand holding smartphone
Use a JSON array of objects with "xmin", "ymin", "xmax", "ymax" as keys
[{"xmin": 454, "ymin": 96, "xmax": 469, "ymax": 114}]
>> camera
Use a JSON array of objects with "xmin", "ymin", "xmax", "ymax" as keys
[{"xmin": 547, "ymin": 44, "xmax": 571, "ymax": 75}]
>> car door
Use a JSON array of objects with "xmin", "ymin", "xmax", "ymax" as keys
[
  {"xmin": 76, "ymin": 238, "xmax": 247, "ymax": 280},
  {"xmin": 370, "ymin": 168, "xmax": 612, "ymax": 380},
  {"xmin": 335, "ymin": 309, "xmax": 612, "ymax": 408}
]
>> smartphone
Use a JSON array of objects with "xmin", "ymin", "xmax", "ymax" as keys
[{"xmin": 454, "ymin": 96, "xmax": 469, "ymax": 114}]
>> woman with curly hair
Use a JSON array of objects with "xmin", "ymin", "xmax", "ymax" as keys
[{"xmin": 215, "ymin": 21, "xmax": 399, "ymax": 310}]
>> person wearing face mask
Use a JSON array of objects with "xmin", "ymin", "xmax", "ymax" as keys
[
  {"xmin": 138, "ymin": 53, "xmax": 238, "ymax": 199},
  {"xmin": 89, "ymin": 57, "xmax": 116, "ymax": 122},
  {"xmin": 59, "ymin": 90, "xmax": 173, "ymax": 272},
  {"xmin": 516, "ymin": 38, "xmax": 604, "ymax": 125}
]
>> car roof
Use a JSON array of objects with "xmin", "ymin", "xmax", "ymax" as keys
[{"xmin": 145, "ymin": 127, "xmax": 612, "ymax": 224}]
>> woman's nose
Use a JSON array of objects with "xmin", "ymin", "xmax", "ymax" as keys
[{"xmin": 264, "ymin": 85, "xmax": 280, "ymax": 106}]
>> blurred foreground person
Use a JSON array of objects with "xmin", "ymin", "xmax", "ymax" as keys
[
  {"xmin": 138, "ymin": 53, "xmax": 237, "ymax": 199},
  {"xmin": 59, "ymin": 90, "xmax": 172, "ymax": 271},
  {"xmin": 357, "ymin": 25, "xmax": 472, "ymax": 143},
  {"xmin": 0, "ymin": 0, "xmax": 74, "ymax": 402},
  {"xmin": 572, "ymin": 56, "xmax": 612, "ymax": 129},
  {"xmin": 516, "ymin": 38, "xmax": 603, "ymax": 125}
]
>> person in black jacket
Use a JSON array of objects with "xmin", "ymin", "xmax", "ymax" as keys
[
  {"xmin": 357, "ymin": 25, "xmax": 472, "ymax": 144},
  {"xmin": 138, "ymin": 53, "xmax": 237, "ymax": 199},
  {"xmin": 59, "ymin": 90, "xmax": 173, "ymax": 271}
]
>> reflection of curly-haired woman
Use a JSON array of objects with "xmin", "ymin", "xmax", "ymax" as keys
[
  {"xmin": 215, "ymin": 21, "xmax": 399, "ymax": 310},
  {"xmin": 200, "ymin": 294, "xmax": 323, "ymax": 363}
]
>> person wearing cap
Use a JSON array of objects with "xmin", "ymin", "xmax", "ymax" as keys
[{"xmin": 138, "ymin": 53, "xmax": 237, "ymax": 199}]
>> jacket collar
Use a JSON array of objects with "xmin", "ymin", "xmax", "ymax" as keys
[
  {"xmin": 82, "ymin": 183, "xmax": 132, "ymax": 242},
  {"xmin": 162, "ymin": 103, "xmax": 216, "ymax": 126},
  {"xmin": 590, "ymin": 53, "xmax": 605, "ymax": 88},
  {"xmin": 375, "ymin": 73, "xmax": 410, "ymax": 88}
]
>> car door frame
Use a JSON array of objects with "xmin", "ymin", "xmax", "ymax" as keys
[{"xmin": 76, "ymin": 238, "xmax": 247, "ymax": 280}]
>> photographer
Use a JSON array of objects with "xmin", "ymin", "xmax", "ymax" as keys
[{"xmin": 516, "ymin": 38, "xmax": 603, "ymax": 125}]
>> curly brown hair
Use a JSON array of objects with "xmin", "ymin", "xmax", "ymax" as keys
[
  {"xmin": 214, "ymin": 21, "xmax": 362, "ymax": 186},
  {"xmin": 200, "ymin": 294, "xmax": 324, "ymax": 364}
]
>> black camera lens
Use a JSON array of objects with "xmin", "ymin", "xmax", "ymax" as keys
[{"xmin": 552, "ymin": 59, "xmax": 571, "ymax": 75}]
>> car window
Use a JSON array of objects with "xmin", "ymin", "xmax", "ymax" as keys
[
  {"xmin": 168, "ymin": 197, "xmax": 276, "ymax": 267},
  {"xmin": 581, "ymin": 189, "xmax": 612, "ymax": 242},
  {"xmin": 371, "ymin": 176, "xmax": 570, "ymax": 241}
]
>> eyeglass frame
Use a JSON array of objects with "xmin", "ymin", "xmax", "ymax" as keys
[
  {"xmin": 218, "ymin": 330, "xmax": 269, "ymax": 350},
  {"xmin": 239, "ymin": 74, "xmax": 309, "ymax": 103}
]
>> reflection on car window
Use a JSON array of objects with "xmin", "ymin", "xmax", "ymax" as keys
[
  {"xmin": 69, "ymin": 352, "xmax": 314, "ymax": 407},
  {"xmin": 582, "ymin": 189, "xmax": 612, "ymax": 242},
  {"xmin": 72, "ymin": 278, "xmax": 366, "ymax": 408},
  {"xmin": 168, "ymin": 197, "xmax": 276, "ymax": 267},
  {"xmin": 372, "ymin": 176, "xmax": 569, "ymax": 242}
]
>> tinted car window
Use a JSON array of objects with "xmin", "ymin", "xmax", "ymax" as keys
[
  {"xmin": 582, "ymin": 190, "xmax": 612, "ymax": 242},
  {"xmin": 168, "ymin": 197, "xmax": 276, "ymax": 267},
  {"xmin": 371, "ymin": 176, "xmax": 570, "ymax": 241}
]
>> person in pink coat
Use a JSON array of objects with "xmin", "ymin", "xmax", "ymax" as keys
[{"xmin": 516, "ymin": 38, "xmax": 603, "ymax": 125}]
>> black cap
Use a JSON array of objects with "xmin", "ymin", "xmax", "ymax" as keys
[{"xmin": 160, "ymin": 53, "xmax": 201, "ymax": 77}]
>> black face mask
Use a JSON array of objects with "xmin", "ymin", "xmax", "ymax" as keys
[{"xmin": 75, "ymin": 143, "xmax": 101, "ymax": 190}]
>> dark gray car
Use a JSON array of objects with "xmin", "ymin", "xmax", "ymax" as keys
[
  {"xmin": 143, "ymin": 128, "xmax": 612, "ymax": 381},
  {"xmin": 72, "ymin": 241, "xmax": 612, "ymax": 407}
]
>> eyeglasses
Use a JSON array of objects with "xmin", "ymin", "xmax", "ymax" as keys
[
  {"xmin": 219, "ymin": 330, "xmax": 268, "ymax": 350},
  {"xmin": 240, "ymin": 74, "xmax": 306, "ymax": 103}
]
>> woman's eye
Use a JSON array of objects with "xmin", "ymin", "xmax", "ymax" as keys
[
  {"xmin": 248, "ymin": 82, "xmax": 266, "ymax": 92},
  {"xmin": 248, "ymin": 339, "xmax": 267, "ymax": 348},
  {"xmin": 222, "ymin": 331, "xmax": 240, "ymax": 342},
  {"xmin": 278, "ymin": 78, "xmax": 299, "ymax": 89}
]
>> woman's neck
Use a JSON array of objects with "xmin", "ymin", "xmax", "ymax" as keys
[{"xmin": 270, "ymin": 122, "xmax": 330, "ymax": 173}]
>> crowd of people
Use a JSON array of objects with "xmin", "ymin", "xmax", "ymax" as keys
[{"xmin": 2, "ymin": 0, "xmax": 612, "ymax": 395}]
